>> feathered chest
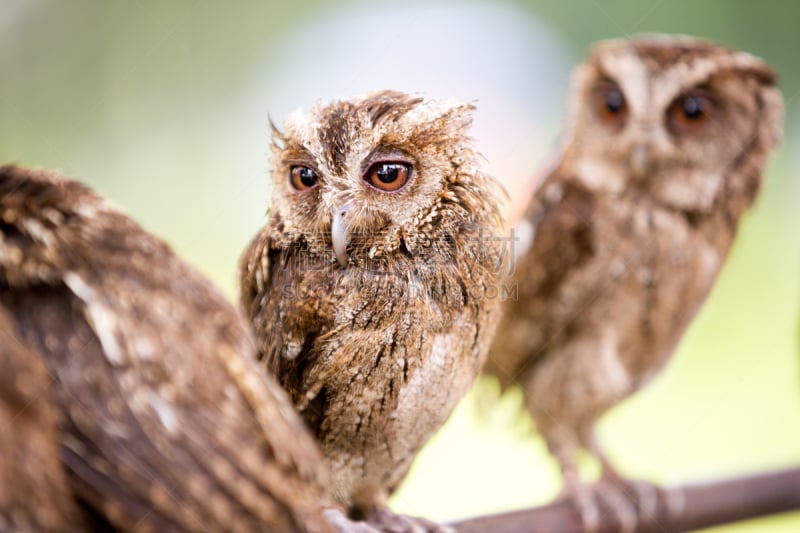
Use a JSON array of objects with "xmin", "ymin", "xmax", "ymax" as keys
[
  {"xmin": 257, "ymin": 238, "xmax": 497, "ymax": 440},
  {"xmin": 594, "ymin": 194, "xmax": 728, "ymax": 291},
  {"xmin": 256, "ymin": 240, "xmax": 482, "ymax": 374},
  {"xmin": 521, "ymin": 188, "xmax": 731, "ymax": 373}
]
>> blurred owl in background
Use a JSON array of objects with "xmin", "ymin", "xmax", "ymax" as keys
[
  {"xmin": 484, "ymin": 35, "xmax": 783, "ymax": 530},
  {"xmin": 240, "ymin": 90, "xmax": 504, "ymax": 529}
]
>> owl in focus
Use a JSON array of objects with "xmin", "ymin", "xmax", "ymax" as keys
[
  {"xmin": 240, "ymin": 91, "xmax": 505, "ymax": 525},
  {"xmin": 484, "ymin": 35, "xmax": 783, "ymax": 530},
  {"xmin": 0, "ymin": 165, "xmax": 333, "ymax": 532}
]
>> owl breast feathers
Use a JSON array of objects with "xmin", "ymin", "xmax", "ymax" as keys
[{"xmin": 240, "ymin": 90, "xmax": 506, "ymax": 513}]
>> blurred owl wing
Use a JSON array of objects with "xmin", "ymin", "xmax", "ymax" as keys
[
  {"xmin": 521, "ymin": 174, "xmax": 597, "ymax": 304},
  {"xmin": 488, "ymin": 169, "xmax": 598, "ymax": 385},
  {"xmin": 0, "ymin": 166, "xmax": 331, "ymax": 532},
  {"xmin": 0, "ymin": 307, "xmax": 81, "ymax": 532}
]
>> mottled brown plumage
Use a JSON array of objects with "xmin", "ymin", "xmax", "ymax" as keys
[
  {"xmin": 0, "ymin": 165, "xmax": 332, "ymax": 532},
  {"xmin": 0, "ymin": 307, "xmax": 80, "ymax": 531},
  {"xmin": 240, "ymin": 91, "xmax": 504, "ymax": 522},
  {"xmin": 484, "ymin": 35, "xmax": 783, "ymax": 529}
]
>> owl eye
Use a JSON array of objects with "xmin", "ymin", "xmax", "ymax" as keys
[
  {"xmin": 364, "ymin": 162, "xmax": 412, "ymax": 192},
  {"xmin": 593, "ymin": 80, "xmax": 628, "ymax": 129},
  {"xmin": 289, "ymin": 166, "xmax": 319, "ymax": 191},
  {"xmin": 668, "ymin": 90, "xmax": 715, "ymax": 133}
]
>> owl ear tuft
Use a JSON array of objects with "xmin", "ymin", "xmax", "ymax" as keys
[
  {"xmin": 437, "ymin": 101, "xmax": 477, "ymax": 133},
  {"xmin": 725, "ymin": 51, "xmax": 778, "ymax": 86},
  {"xmin": 361, "ymin": 90, "xmax": 426, "ymax": 126},
  {"xmin": 403, "ymin": 99, "xmax": 476, "ymax": 145},
  {"xmin": 268, "ymin": 115, "xmax": 286, "ymax": 151}
]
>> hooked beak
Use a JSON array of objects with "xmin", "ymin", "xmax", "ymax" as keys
[
  {"xmin": 331, "ymin": 202, "xmax": 354, "ymax": 267},
  {"xmin": 630, "ymin": 144, "xmax": 649, "ymax": 179}
]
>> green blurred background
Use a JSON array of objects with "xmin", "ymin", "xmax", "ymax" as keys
[{"xmin": 2, "ymin": 1, "xmax": 798, "ymax": 531}]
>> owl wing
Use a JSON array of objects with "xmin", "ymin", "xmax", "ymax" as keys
[
  {"xmin": 486, "ymin": 169, "xmax": 598, "ymax": 387},
  {"xmin": 0, "ymin": 166, "xmax": 331, "ymax": 532},
  {"xmin": 239, "ymin": 224, "xmax": 274, "ymax": 321},
  {"xmin": 238, "ymin": 225, "xmax": 296, "ymax": 381},
  {"xmin": 0, "ymin": 307, "xmax": 81, "ymax": 532}
]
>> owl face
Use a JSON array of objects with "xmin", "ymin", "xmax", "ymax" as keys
[
  {"xmin": 268, "ymin": 91, "xmax": 481, "ymax": 267},
  {"xmin": 565, "ymin": 35, "xmax": 782, "ymax": 211}
]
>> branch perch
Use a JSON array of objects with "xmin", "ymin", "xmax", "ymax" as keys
[{"xmin": 450, "ymin": 467, "xmax": 800, "ymax": 532}]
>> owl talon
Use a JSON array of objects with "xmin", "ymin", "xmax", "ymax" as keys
[
  {"xmin": 559, "ymin": 473, "xmax": 645, "ymax": 533},
  {"xmin": 571, "ymin": 488, "xmax": 601, "ymax": 533},
  {"xmin": 594, "ymin": 477, "xmax": 638, "ymax": 533},
  {"xmin": 623, "ymin": 479, "xmax": 660, "ymax": 521},
  {"xmin": 580, "ymin": 476, "xmax": 671, "ymax": 533},
  {"xmin": 556, "ymin": 469, "xmax": 600, "ymax": 532}
]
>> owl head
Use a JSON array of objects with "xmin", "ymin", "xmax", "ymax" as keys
[
  {"xmin": 266, "ymin": 90, "xmax": 502, "ymax": 268},
  {"xmin": 562, "ymin": 34, "xmax": 783, "ymax": 215}
]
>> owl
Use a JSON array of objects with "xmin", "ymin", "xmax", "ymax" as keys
[
  {"xmin": 0, "ymin": 165, "xmax": 333, "ymax": 532},
  {"xmin": 239, "ymin": 90, "xmax": 505, "ymax": 525},
  {"xmin": 484, "ymin": 35, "xmax": 783, "ymax": 530}
]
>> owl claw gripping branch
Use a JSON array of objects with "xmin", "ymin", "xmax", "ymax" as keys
[{"xmin": 240, "ymin": 90, "xmax": 505, "ymax": 528}]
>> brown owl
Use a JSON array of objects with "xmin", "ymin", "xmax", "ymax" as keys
[
  {"xmin": 484, "ymin": 35, "xmax": 783, "ymax": 530},
  {"xmin": 239, "ymin": 90, "xmax": 505, "ymax": 526},
  {"xmin": 0, "ymin": 165, "xmax": 333, "ymax": 532}
]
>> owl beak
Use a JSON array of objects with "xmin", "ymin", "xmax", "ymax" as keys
[
  {"xmin": 630, "ymin": 144, "xmax": 650, "ymax": 179},
  {"xmin": 331, "ymin": 202, "xmax": 354, "ymax": 267}
]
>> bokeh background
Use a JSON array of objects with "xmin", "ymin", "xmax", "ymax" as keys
[{"xmin": 2, "ymin": 1, "xmax": 798, "ymax": 530}]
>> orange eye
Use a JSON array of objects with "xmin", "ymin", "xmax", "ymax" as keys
[
  {"xmin": 289, "ymin": 165, "xmax": 319, "ymax": 191},
  {"xmin": 364, "ymin": 162, "xmax": 412, "ymax": 192},
  {"xmin": 668, "ymin": 90, "xmax": 715, "ymax": 133},
  {"xmin": 593, "ymin": 80, "xmax": 628, "ymax": 129}
]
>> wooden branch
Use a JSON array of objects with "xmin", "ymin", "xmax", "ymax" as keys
[{"xmin": 450, "ymin": 467, "xmax": 800, "ymax": 533}]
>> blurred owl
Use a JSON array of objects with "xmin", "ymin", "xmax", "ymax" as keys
[
  {"xmin": 484, "ymin": 35, "xmax": 783, "ymax": 529},
  {"xmin": 240, "ymin": 91, "xmax": 505, "ymax": 525},
  {"xmin": 0, "ymin": 165, "xmax": 333, "ymax": 532}
]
